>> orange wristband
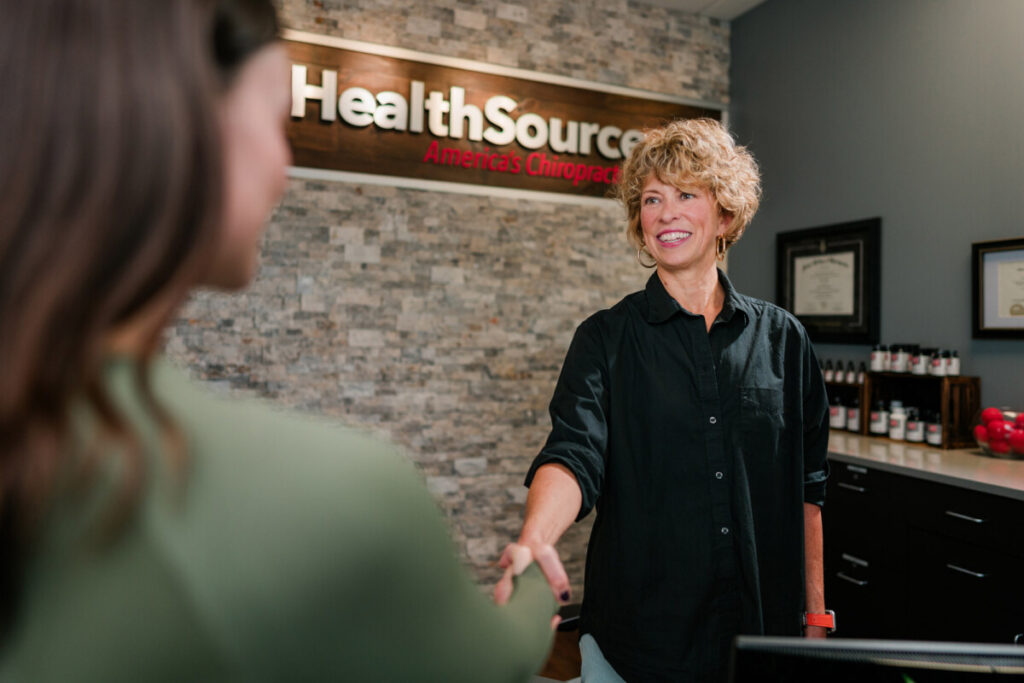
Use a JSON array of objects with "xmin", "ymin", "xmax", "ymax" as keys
[{"xmin": 802, "ymin": 610, "xmax": 836, "ymax": 633}]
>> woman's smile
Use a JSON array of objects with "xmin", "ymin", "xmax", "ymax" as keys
[{"xmin": 657, "ymin": 229, "xmax": 693, "ymax": 246}]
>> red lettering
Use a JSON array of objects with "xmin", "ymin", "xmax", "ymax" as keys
[
  {"xmin": 567, "ymin": 163, "xmax": 582, "ymax": 186},
  {"xmin": 461, "ymin": 150, "xmax": 474, "ymax": 168},
  {"xmin": 546, "ymin": 155, "xmax": 560, "ymax": 177},
  {"xmin": 422, "ymin": 140, "xmax": 440, "ymax": 163},
  {"xmin": 440, "ymin": 148, "xmax": 460, "ymax": 165},
  {"xmin": 526, "ymin": 152, "xmax": 542, "ymax": 176}
]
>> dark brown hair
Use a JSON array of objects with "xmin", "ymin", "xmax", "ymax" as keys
[{"xmin": 0, "ymin": 0, "xmax": 278, "ymax": 634}]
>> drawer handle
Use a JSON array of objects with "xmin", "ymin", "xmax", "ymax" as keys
[
  {"xmin": 846, "ymin": 465, "xmax": 868, "ymax": 474},
  {"xmin": 837, "ymin": 482, "xmax": 866, "ymax": 493},
  {"xmin": 841, "ymin": 553, "xmax": 869, "ymax": 568},
  {"xmin": 944, "ymin": 510, "xmax": 985, "ymax": 524},
  {"xmin": 836, "ymin": 572, "xmax": 868, "ymax": 587},
  {"xmin": 946, "ymin": 563, "xmax": 988, "ymax": 579}
]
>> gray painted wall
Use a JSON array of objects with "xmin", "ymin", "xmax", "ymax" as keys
[{"xmin": 728, "ymin": 0, "xmax": 1024, "ymax": 407}]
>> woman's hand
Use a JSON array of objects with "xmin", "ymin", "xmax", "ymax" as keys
[{"xmin": 493, "ymin": 542, "xmax": 569, "ymax": 629}]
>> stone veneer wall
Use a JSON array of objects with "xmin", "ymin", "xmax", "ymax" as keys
[{"xmin": 166, "ymin": 0, "xmax": 729, "ymax": 597}]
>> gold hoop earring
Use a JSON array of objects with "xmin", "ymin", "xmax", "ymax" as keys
[
  {"xmin": 716, "ymin": 236, "xmax": 727, "ymax": 262},
  {"xmin": 636, "ymin": 245, "xmax": 657, "ymax": 269}
]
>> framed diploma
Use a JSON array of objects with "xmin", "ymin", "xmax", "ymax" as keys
[
  {"xmin": 776, "ymin": 218, "xmax": 881, "ymax": 344},
  {"xmin": 972, "ymin": 237, "xmax": 1024, "ymax": 338}
]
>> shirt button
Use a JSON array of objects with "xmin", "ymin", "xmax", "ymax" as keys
[
  {"xmin": 721, "ymin": 527, "xmax": 730, "ymax": 535},
  {"xmin": 709, "ymin": 416, "xmax": 717, "ymax": 425},
  {"xmin": 715, "ymin": 471, "xmax": 724, "ymax": 480}
]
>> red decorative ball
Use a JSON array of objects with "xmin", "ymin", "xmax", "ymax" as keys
[
  {"xmin": 1016, "ymin": 414, "xmax": 1024, "ymax": 430},
  {"xmin": 989, "ymin": 440, "xmax": 1012, "ymax": 455},
  {"xmin": 981, "ymin": 407, "xmax": 1004, "ymax": 424},
  {"xmin": 974, "ymin": 424, "xmax": 989, "ymax": 445},
  {"xmin": 1009, "ymin": 429, "xmax": 1024, "ymax": 455},
  {"xmin": 988, "ymin": 419, "xmax": 1013, "ymax": 441}
]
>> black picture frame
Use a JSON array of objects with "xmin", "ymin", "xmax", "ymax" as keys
[
  {"xmin": 776, "ymin": 218, "xmax": 881, "ymax": 345},
  {"xmin": 971, "ymin": 237, "xmax": 1024, "ymax": 339}
]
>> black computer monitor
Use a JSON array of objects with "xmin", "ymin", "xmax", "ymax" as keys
[{"xmin": 729, "ymin": 636, "xmax": 1024, "ymax": 682}]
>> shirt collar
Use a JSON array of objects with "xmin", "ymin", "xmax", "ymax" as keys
[{"xmin": 644, "ymin": 268, "xmax": 752, "ymax": 326}]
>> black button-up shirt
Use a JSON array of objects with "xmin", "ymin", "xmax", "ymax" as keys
[{"xmin": 525, "ymin": 270, "xmax": 829, "ymax": 682}]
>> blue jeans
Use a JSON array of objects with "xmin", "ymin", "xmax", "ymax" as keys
[{"xmin": 576, "ymin": 634, "xmax": 626, "ymax": 683}]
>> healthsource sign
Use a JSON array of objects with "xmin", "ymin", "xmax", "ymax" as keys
[{"xmin": 285, "ymin": 31, "xmax": 722, "ymax": 199}]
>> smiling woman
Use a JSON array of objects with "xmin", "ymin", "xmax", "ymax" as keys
[
  {"xmin": 638, "ymin": 178, "xmax": 729, "ymax": 277},
  {"xmin": 505, "ymin": 117, "xmax": 833, "ymax": 681}
]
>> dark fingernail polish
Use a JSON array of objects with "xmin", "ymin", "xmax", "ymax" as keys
[{"xmin": 560, "ymin": 591, "xmax": 570, "ymax": 602}]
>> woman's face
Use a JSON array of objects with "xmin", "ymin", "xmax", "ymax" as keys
[
  {"xmin": 639, "ymin": 174, "xmax": 730, "ymax": 275},
  {"xmin": 206, "ymin": 43, "xmax": 292, "ymax": 290}
]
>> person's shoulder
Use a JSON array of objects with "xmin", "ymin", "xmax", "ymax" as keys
[
  {"xmin": 144, "ymin": 362, "xmax": 460, "ymax": 678},
  {"xmin": 736, "ymin": 291, "xmax": 807, "ymax": 334},
  {"xmin": 148, "ymin": 358, "xmax": 441, "ymax": 586},
  {"xmin": 150, "ymin": 359, "xmax": 417, "ymax": 500},
  {"xmin": 578, "ymin": 289, "xmax": 645, "ymax": 332}
]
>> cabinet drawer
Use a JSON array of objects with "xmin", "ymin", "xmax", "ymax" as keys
[
  {"xmin": 827, "ymin": 461, "xmax": 896, "ymax": 517},
  {"xmin": 824, "ymin": 548, "xmax": 902, "ymax": 639},
  {"xmin": 906, "ymin": 530, "xmax": 1024, "ymax": 644},
  {"xmin": 904, "ymin": 478, "xmax": 1024, "ymax": 557}
]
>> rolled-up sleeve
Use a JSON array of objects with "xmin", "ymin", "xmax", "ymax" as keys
[
  {"xmin": 800, "ymin": 330, "xmax": 830, "ymax": 506},
  {"xmin": 524, "ymin": 318, "xmax": 608, "ymax": 521}
]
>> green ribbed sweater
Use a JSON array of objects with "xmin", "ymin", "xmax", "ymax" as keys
[{"xmin": 0, "ymin": 358, "xmax": 554, "ymax": 682}]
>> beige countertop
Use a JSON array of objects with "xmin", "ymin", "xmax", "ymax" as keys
[{"xmin": 827, "ymin": 430, "xmax": 1024, "ymax": 501}]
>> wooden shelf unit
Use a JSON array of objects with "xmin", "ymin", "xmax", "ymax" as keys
[{"xmin": 825, "ymin": 372, "xmax": 981, "ymax": 449}]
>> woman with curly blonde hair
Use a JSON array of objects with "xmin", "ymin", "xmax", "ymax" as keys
[{"xmin": 505, "ymin": 118, "xmax": 832, "ymax": 681}]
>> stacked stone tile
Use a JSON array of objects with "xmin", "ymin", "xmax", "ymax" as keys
[{"xmin": 167, "ymin": 0, "xmax": 729, "ymax": 597}]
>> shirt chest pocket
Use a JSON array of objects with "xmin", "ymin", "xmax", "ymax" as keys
[{"xmin": 738, "ymin": 386, "xmax": 786, "ymax": 451}]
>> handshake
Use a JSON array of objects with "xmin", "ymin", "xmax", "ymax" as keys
[{"xmin": 493, "ymin": 540, "xmax": 571, "ymax": 631}]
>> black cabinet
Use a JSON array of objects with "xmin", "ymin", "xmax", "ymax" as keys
[
  {"xmin": 823, "ymin": 456, "xmax": 1024, "ymax": 644},
  {"xmin": 823, "ymin": 461, "xmax": 905, "ymax": 639}
]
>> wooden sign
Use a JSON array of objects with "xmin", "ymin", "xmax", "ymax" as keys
[{"xmin": 285, "ymin": 31, "xmax": 722, "ymax": 199}]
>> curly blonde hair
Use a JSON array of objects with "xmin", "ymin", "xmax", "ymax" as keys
[{"xmin": 615, "ymin": 118, "xmax": 762, "ymax": 254}]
